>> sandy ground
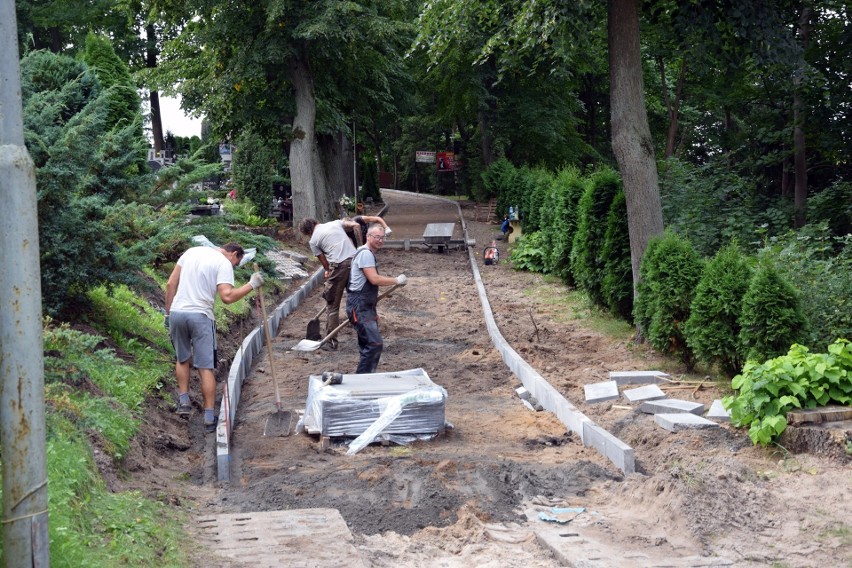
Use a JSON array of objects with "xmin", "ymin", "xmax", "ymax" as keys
[{"xmin": 121, "ymin": 191, "xmax": 851, "ymax": 567}]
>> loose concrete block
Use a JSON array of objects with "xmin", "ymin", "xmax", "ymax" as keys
[
  {"xmin": 623, "ymin": 384, "xmax": 666, "ymax": 403},
  {"xmin": 707, "ymin": 399, "xmax": 731, "ymax": 422},
  {"xmin": 515, "ymin": 386, "xmax": 531, "ymax": 400},
  {"xmin": 640, "ymin": 398, "xmax": 704, "ymax": 415},
  {"xmin": 584, "ymin": 381, "xmax": 619, "ymax": 404},
  {"xmin": 609, "ymin": 370, "xmax": 669, "ymax": 385},
  {"xmin": 655, "ymin": 413, "xmax": 719, "ymax": 432}
]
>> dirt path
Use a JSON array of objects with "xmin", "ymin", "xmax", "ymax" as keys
[{"xmin": 126, "ymin": 191, "xmax": 850, "ymax": 567}]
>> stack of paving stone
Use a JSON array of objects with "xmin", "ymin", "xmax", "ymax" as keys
[
  {"xmin": 584, "ymin": 371, "xmax": 731, "ymax": 432},
  {"xmin": 302, "ymin": 368, "xmax": 447, "ymax": 438},
  {"xmin": 266, "ymin": 249, "xmax": 310, "ymax": 279}
]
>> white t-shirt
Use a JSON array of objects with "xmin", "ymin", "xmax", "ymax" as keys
[
  {"xmin": 309, "ymin": 220, "xmax": 357, "ymax": 264},
  {"xmin": 170, "ymin": 247, "xmax": 235, "ymax": 320}
]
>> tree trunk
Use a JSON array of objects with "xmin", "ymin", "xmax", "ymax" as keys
[
  {"xmin": 793, "ymin": 5, "xmax": 810, "ymax": 228},
  {"xmin": 146, "ymin": 24, "xmax": 164, "ymax": 154},
  {"xmin": 659, "ymin": 57, "xmax": 687, "ymax": 158},
  {"xmin": 608, "ymin": 0, "xmax": 665, "ymax": 302},
  {"xmin": 288, "ymin": 47, "xmax": 335, "ymax": 226},
  {"xmin": 318, "ymin": 131, "xmax": 353, "ymax": 205},
  {"xmin": 478, "ymin": 110, "xmax": 494, "ymax": 167}
]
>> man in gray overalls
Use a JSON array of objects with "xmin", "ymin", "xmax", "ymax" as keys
[{"xmin": 345, "ymin": 223, "xmax": 407, "ymax": 373}]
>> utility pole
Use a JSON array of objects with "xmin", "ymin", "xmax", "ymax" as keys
[{"xmin": 0, "ymin": 0, "xmax": 51, "ymax": 565}]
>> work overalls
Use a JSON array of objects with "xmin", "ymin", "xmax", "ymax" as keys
[{"xmin": 345, "ymin": 249, "xmax": 383, "ymax": 374}]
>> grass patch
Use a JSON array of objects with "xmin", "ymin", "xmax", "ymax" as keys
[
  {"xmin": 522, "ymin": 280, "xmax": 634, "ymax": 341},
  {"xmin": 0, "ymin": 414, "xmax": 189, "ymax": 566},
  {"xmin": 819, "ymin": 523, "xmax": 852, "ymax": 545}
]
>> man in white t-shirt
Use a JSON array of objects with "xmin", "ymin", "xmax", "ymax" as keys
[
  {"xmin": 165, "ymin": 243, "xmax": 263, "ymax": 432},
  {"xmin": 300, "ymin": 217, "xmax": 363, "ymax": 349}
]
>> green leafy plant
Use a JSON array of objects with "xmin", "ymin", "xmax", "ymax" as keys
[
  {"xmin": 224, "ymin": 199, "xmax": 277, "ymax": 227},
  {"xmin": 724, "ymin": 339, "xmax": 852, "ymax": 445},
  {"xmin": 510, "ymin": 232, "xmax": 548, "ymax": 273},
  {"xmin": 761, "ymin": 227, "xmax": 852, "ymax": 350}
]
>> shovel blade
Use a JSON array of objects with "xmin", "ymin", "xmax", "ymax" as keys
[
  {"xmin": 264, "ymin": 410, "xmax": 293, "ymax": 437},
  {"xmin": 291, "ymin": 339, "xmax": 323, "ymax": 352},
  {"xmin": 306, "ymin": 318, "xmax": 322, "ymax": 341}
]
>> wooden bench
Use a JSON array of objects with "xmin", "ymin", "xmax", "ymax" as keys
[{"xmin": 474, "ymin": 198, "xmax": 498, "ymax": 223}]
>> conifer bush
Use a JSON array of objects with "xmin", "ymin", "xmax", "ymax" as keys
[
  {"xmin": 570, "ymin": 167, "xmax": 621, "ymax": 308},
  {"xmin": 522, "ymin": 167, "xmax": 553, "ymax": 233},
  {"xmin": 539, "ymin": 167, "xmax": 587, "ymax": 285},
  {"xmin": 600, "ymin": 190, "xmax": 633, "ymax": 321},
  {"xmin": 683, "ymin": 243, "xmax": 753, "ymax": 377},
  {"xmin": 633, "ymin": 230, "xmax": 704, "ymax": 369},
  {"xmin": 232, "ymin": 128, "xmax": 274, "ymax": 216},
  {"xmin": 738, "ymin": 260, "xmax": 809, "ymax": 362},
  {"xmin": 21, "ymin": 50, "xmax": 148, "ymax": 316},
  {"xmin": 361, "ymin": 155, "xmax": 381, "ymax": 203}
]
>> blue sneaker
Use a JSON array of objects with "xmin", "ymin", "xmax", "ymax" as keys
[
  {"xmin": 175, "ymin": 403, "xmax": 192, "ymax": 416},
  {"xmin": 204, "ymin": 416, "xmax": 218, "ymax": 433}
]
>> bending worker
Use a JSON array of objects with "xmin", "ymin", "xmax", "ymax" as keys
[
  {"xmin": 299, "ymin": 216, "xmax": 362, "ymax": 350},
  {"xmin": 165, "ymin": 243, "xmax": 264, "ymax": 432},
  {"xmin": 346, "ymin": 223, "xmax": 407, "ymax": 373},
  {"xmin": 346, "ymin": 214, "xmax": 392, "ymax": 247}
]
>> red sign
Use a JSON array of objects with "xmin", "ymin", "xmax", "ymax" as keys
[{"xmin": 436, "ymin": 152, "xmax": 457, "ymax": 172}]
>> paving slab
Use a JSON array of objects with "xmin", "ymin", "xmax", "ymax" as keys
[
  {"xmin": 655, "ymin": 413, "xmax": 720, "ymax": 432},
  {"xmin": 707, "ymin": 399, "xmax": 731, "ymax": 422},
  {"xmin": 526, "ymin": 507, "xmax": 734, "ymax": 567},
  {"xmin": 196, "ymin": 508, "xmax": 366, "ymax": 568},
  {"xmin": 609, "ymin": 370, "xmax": 669, "ymax": 385},
  {"xmin": 623, "ymin": 384, "xmax": 666, "ymax": 403},
  {"xmin": 584, "ymin": 381, "xmax": 620, "ymax": 404},
  {"xmin": 640, "ymin": 398, "xmax": 705, "ymax": 416}
]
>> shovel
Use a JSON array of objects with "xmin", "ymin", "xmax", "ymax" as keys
[
  {"xmin": 291, "ymin": 284, "xmax": 401, "ymax": 352},
  {"xmin": 305, "ymin": 304, "xmax": 327, "ymax": 341},
  {"xmin": 253, "ymin": 264, "xmax": 292, "ymax": 437}
]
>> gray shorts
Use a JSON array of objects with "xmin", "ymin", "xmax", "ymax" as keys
[{"xmin": 169, "ymin": 312, "xmax": 217, "ymax": 369}]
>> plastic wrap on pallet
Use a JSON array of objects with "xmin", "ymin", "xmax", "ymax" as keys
[
  {"xmin": 346, "ymin": 389, "xmax": 445, "ymax": 455},
  {"xmin": 302, "ymin": 368, "xmax": 447, "ymax": 439}
]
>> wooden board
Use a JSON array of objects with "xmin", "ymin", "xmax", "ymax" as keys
[{"xmin": 787, "ymin": 405, "xmax": 852, "ymax": 425}]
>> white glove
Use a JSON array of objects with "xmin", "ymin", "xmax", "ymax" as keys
[
  {"xmin": 384, "ymin": 226, "xmax": 392, "ymax": 236},
  {"xmin": 396, "ymin": 274, "xmax": 408, "ymax": 287},
  {"xmin": 249, "ymin": 271, "xmax": 264, "ymax": 290}
]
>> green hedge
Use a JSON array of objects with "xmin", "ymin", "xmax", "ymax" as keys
[
  {"xmin": 739, "ymin": 260, "xmax": 809, "ymax": 362},
  {"xmin": 571, "ymin": 167, "xmax": 621, "ymax": 308},
  {"xmin": 634, "ymin": 230, "xmax": 703, "ymax": 370},
  {"xmin": 683, "ymin": 243, "xmax": 753, "ymax": 377}
]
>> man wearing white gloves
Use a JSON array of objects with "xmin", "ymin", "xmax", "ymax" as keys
[
  {"xmin": 165, "ymin": 242, "xmax": 264, "ymax": 432},
  {"xmin": 346, "ymin": 223, "xmax": 407, "ymax": 373}
]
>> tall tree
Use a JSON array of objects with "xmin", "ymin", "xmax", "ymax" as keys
[
  {"xmin": 149, "ymin": 0, "xmax": 412, "ymax": 225},
  {"xmin": 608, "ymin": 0, "xmax": 664, "ymax": 295}
]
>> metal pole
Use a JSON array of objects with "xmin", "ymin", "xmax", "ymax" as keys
[{"xmin": 0, "ymin": 0, "xmax": 51, "ymax": 565}]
